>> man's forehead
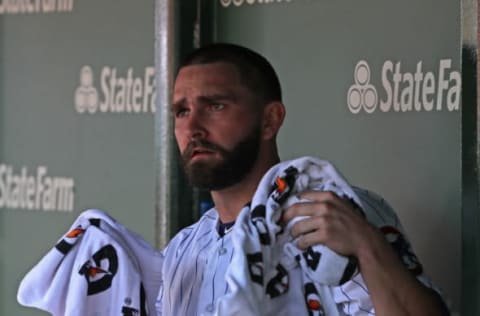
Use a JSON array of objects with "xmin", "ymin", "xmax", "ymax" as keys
[
  {"xmin": 173, "ymin": 62, "xmax": 246, "ymax": 98},
  {"xmin": 175, "ymin": 62, "xmax": 241, "ymax": 85}
]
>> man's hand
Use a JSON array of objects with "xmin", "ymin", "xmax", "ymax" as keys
[
  {"xmin": 282, "ymin": 190, "xmax": 378, "ymax": 257},
  {"xmin": 281, "ymin": 190, "xmax": 449, "ymax": 316}
]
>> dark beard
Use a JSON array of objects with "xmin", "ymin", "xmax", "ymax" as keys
[{"xmin": 181, "ymin": 126, "xmax": 261, "ymax": 191}]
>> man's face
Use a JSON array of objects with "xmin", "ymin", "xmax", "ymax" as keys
[{"xmin": 172, "ymin": 62, "xmax": 263, "ymax": 190}]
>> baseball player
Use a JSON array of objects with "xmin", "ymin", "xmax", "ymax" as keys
[{"xmin": 156, "ymin": 43, "xmax": 449, "ymax": 316}]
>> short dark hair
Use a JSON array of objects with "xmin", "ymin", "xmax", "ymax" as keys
[{"xmin": 178, "ymin": 43, "xmax": 282, "ymax": 103}]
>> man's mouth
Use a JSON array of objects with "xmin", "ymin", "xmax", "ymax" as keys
[{"xmin": 190, "ymin": 148, "xmax": 216, "ymax": 160}]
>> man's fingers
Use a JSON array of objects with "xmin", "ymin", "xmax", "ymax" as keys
[
  {"xmin": 298, "ymin": 190, "xmax": 341, "ymax": 203},
  {"xmin": 290, "ymin": 216, "xmax": 324, "ymax": 238},
  {"xmin": 283, "ymin": 201, "xmax": 330, "ymax": 223},
  {"xmin": 296, "ymin": 230, "xmax": 325, "ymax": 250},
  {"xmin": 282, "ymin": 197, "xmax": 340, "ymax": 223}
]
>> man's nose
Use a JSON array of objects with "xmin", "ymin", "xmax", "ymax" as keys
[{"xmin": 185, "ymin": 110, "xmax": 207, "ymax": 140}]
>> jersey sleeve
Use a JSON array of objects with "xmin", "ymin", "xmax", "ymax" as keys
[
  {"xmin": 353, "ymin": 187, "xmax": 425, "ymax": 277},
  {"xmin": 330, "ymin": 188, "xmax": 445, "ymax": 315}
]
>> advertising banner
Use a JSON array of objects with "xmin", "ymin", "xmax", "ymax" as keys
[{"xmin": 0, "ymin": 1, "xmax": 155, "ymax": 315}]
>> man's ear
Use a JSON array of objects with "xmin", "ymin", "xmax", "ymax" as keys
[{"xmin": 261, "ymin": 101, "xmax": 285, "ymax": 140}]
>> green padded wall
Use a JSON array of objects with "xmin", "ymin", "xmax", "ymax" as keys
[{"xmin": 0, "ymin": 1, "xmax": 155, "ymax": 315}]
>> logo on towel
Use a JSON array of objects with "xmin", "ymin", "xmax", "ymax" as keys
[
  {"xmin": 54, "ymin": 226, "xmax": 86, "ymax": 254},
  {"xmin": 74, "ymin": 65, "xmax": 156, "ymax": 114},
  {"xmin": 251, "ymin": 205, "xmax": 271, "ymax": 245},
  {"xmin": 121, "ymin": 284, "xmax": 147, "ymax": 316},
  {"xmin": 304, "ymin": 282, "xmax": 325, "ymax": 316},
  {"xmin": 266, "ymin": 264, "xmax": 289, "ymax": 298},
  {"xmin": 121, "ymin": 306, "xmax": 140, "ymax": 316},
  {"xmin": 247, "ymin": 252, "xmax": 264, "ymax": 285},
  {"xmin": 302, "ymin": 247, "xmax": 321, "ymax": 271},
  {"xmin": 79, "ymin": 244, "xmax": 119, "ymax": 295},
  {"xmin": 271, "ymin": 166, "xmax": 298, "ymax": 204},
  {"xmin": 66, "ymin": 227, "xmax": 85, "ymax": 238},
  {"xmin": 347, "ymin": 59, "xmax": 461, "ymax": 114},
  {"xmin": 381, "ymin": 226, "xmax": 423, "ymax": 275}
]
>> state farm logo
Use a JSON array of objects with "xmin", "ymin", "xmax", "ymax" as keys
[
  {"xmin": 75, "ymin": 66, "xmax": 98, "ymax": 113},
  {"xmin": 0, "ymin": 164, "xmax": 74, "ymax": 212},
  {"xmin": 347, "ymin": 59, "xmax": 461, "ymax": 114},
  {"xmin": 220, "ymin": 0, "xmax": 292, "ymax": 7},
  {"xmin": 74, "ymin": 65, "xmax": 156, "ymax": 114},
  {"xmin": 347, "ymin": 61, "xmax": 378, "ymax": 114},
  {"xmin": 0, "ymin": 0, "xmax": 74, "ymax": 15}
]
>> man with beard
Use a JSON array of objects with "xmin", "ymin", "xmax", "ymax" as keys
[{"xmin": 156, "ymin": 43, "xmax": 448, "ymax": 315}]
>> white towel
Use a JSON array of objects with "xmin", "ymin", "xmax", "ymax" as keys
[
  {"xmin": 216, "ymin": 157, "xmax": 370, "ymax": 316},
  {"xmin": 17, "ymin": 209, "xmax": 163, "ymax": 316}
]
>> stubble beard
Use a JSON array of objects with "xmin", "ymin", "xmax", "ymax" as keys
[{"xmin": 181, "ymin": 126, "xmax": 262, "ymax": 191}]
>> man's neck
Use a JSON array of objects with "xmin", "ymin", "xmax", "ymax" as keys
[{"xmin": 211, "ymin": 154, "xmax": 280, "ymax": 223}]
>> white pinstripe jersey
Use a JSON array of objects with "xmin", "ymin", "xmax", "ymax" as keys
[{"xmin": 155, "ymin": 187, "xmax": 438, "ymax": 316}]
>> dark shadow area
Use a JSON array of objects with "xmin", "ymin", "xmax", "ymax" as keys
[{"xmin": 461, "ymin": 44, "xmax": 480, "ymax": 315}]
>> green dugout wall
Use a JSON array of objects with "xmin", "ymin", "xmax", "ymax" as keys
[
  {"xmin": 0, "ymin": 1, "xmax": 157, "ymax": 315},
  {"xmin": 0, "ymin": 0, "xmax": 476, "ymax": 315}
]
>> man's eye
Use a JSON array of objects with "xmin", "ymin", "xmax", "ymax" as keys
[
  {"xmin": 175, "ymin": 108, "xmax": 189, "ymax": 117},
  {"xmin": 210, "ymin": 103, "xmax": 225, "ymax": 111}
]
